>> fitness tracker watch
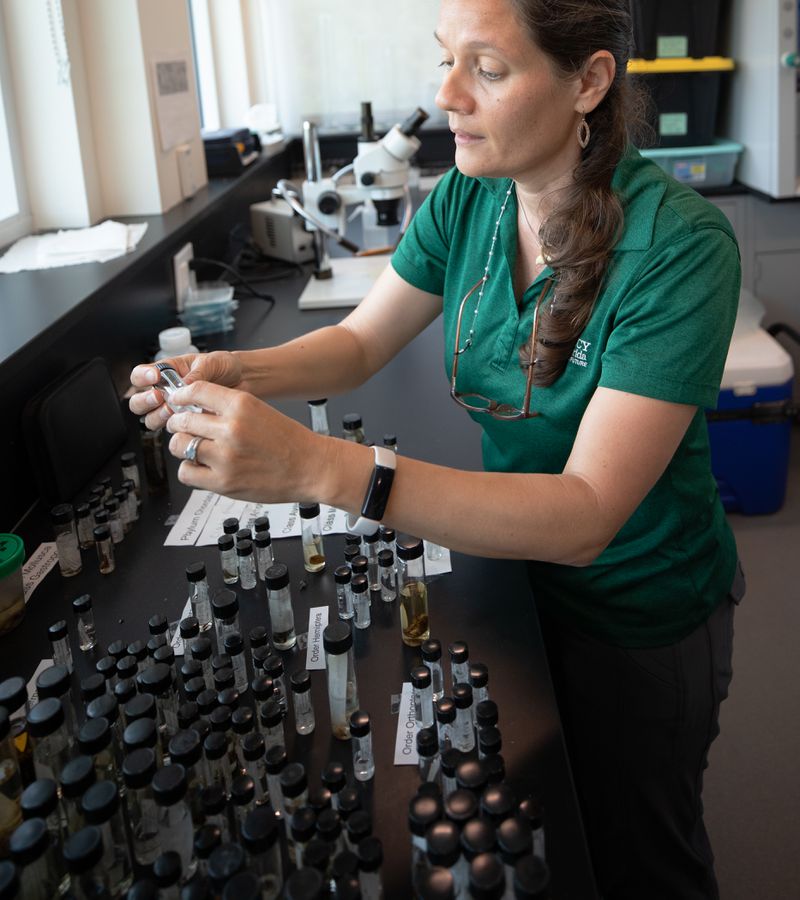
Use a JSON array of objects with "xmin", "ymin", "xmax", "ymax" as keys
[{"xmin": 346, "ymin": 445, "xmax": 397, "ymax": 536}]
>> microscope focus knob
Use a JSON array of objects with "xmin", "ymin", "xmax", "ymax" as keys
[
  {"xmin": 360, "ymin": 172, "xmax": 376, "ymax": 186},
  {"xmin": 317, "ymin": 192, "xmax": 341, "ymax": 215}
]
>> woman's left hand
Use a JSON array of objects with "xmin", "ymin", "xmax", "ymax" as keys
[{"xmin": 164, "ymin": 380, "xmax": 326, "ymax": 503}]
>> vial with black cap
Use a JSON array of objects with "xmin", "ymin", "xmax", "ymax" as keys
[
  {"xmin": 51, "ymin": 504, "xmax": 81, "ymax": 577},
  {"xmin": 200, "ymin": 785, "xmax": 231, "ymax": 844},
  {"xmin": 497, "ymin": 816, "xmax": 533, "ymax": 895},
  {"xmin": 152, "ymin": 763, "xmax": 196, "ymax": 879},
  {"xmin": 241, "ymin": 805, "xmax": 282, "ymax": 898},
  {"xmin": 408, "ymin": 790, "xmax": 443, "ymax": 891},
  {"xmin": 411, "ymin": 665, "xmax": 435, "ymax": 730},
  {"xmin": 377, "ymin": 549, "xmax": 396, "ymax": 602},
  {"xmin": 46, "ymin": 620, "xmax": 73, "ymax": 674},
  {"xmin": 307, "ymin": 398, "xmax": 330, "ymax": 436},
  {"xmin": 231, "ymin": 773, "xmax": 257, "ymax": 836},
  {"xmin": 434, "ymin": 697, "xmax": 455, "ymax": 755},
  {"xmin": 72, "ymin": 594, "xmax": 97, "ymax": 651},
  {"xmin": 236, "ymin": 539, "xmax": 258, "ymax": 590},
  {"xmin": 203, "ymin": 732, "xmax": 232, "ymax": 799},
  {"xmin": 137, "ymin": 662, "xmax": 179, "ymax": 750},
  {"xmin": 264, "ymin": 745, "xmax": 288, "ymax": 819},
  {"xmin": 397, "ymin": 537, "xmax": 430, "ymax": 647},
  {"xmin": 223, "ymin": 632, "xmax": 249, "ymax": 694},
  {"xmin": 120, "ymin": 451, "xmax": 141, "ymax": 505},
  {"xmin": 93, "ymin": 524, "xmax": 115, "ymax": 574},
  {"xmin": 168, "ymin": 730, "xmax": 204, "ymax": 826},
  {"xmin": 240, "ymin": 733, "xmax": 267, "ymax": 804},
  {"xmin": 262, "ymin": 654, "xmax": 287, "ymax": 711},
  {"xmin": 451, "ymin": 684, "xmax": 475, "ymax": 753},
  {"xmin": 265, "ymin": 563, "xmax": 297, "ymax": 650},
  {"xmin": 211, "ymin": 590, "xmax": 241, "ymax": 650},
  {"xmin": 254, "ymin": 532, "xmax": 274, "ymax": 581},
  {"xmin": 154, "ymin": 362, "xmax": 203, "ymax": 414},
  {"xmin": 356, "ymin": 835, "xmax": 384, "ymax": 899},
  {"xmin": 480, "ymin": 783, "xmax": 516, "ymax": 828},
  {"xmin": 478, "ymin": 725, "xmax": 502, "ymax": 761},
  {"xmin": 425, "ymin": 820, "xmax": 465, "ymax": 898},
  {"xmin": 9, "ymin": 816, "xmax": 66, "ymax": 899},
  {"xmin": 27, "ymin": 697, "xmax": 71, "ymax": 782},
  {"xmin": 351, "ymin": 574, "xmax": 370, "ymax": 630},
  {"xmin": 291, "ymin": 668, "xmax": 315, "ymax": 735},
  {"xmin": 75, "ymin": 503, "xmax": 94, "ymax": 549},
  {"xmin": 19, "ymin": 779, "xmax": 60, "ymax": 849},
  {"xmin": 260, "ymin": 697, "xmax": 285, "ymax": 752},
  {"xmin": 207, "ymin": 842, "xmax": 246, "ymax": 894},
  {"xmin": 190, "ymin": 636, "xmax": 214, "ymax": 690},
  {"xmin": 217, "ymin": 535, "xmax": 238, "ymax": 586},
  {"xmin": 323, "ymin": 622, "xmax": 359, "ymax": 740},
  {"xmin": 299, "ymin": 503, "xmax": 326, "ymax": 573},
  {"xmin": 289, "ymin": 806, "xmax": 317, "ymax": 868},
  {"xmin": 513, "ymin": 854, "xmax": 551, "ymax": 900},
  {"xmin": 349, "ymin": 711, "xmax": 374, "ymax": 783},
  {"xmin": 86, "ymin": 693, "xmax": 124, "ymax": 761},
  {"xmin": 321, "ymin": 761, "xmax": 345, "ymax": 812},
  {"xmin": 342, "ymin": 413, "xmax": 365, "ymax": 444},
  {"xmin": 280, "ymin": 762, "xmax": 309, "ymax": 819},
  {"xmin": 448, "ymin": 642, "xmax": 469, "ymax": 690},
  {"xmin": 417, "ymin": 728, "xmax": 440, "ymax": 786},
  {"xmin": 60, "ymin": 755, "xmax": 96, "ymax": 834},
  {"xmin": 361, "ymin": 530, "xmax": 381, "ymax": 591},
  {"xmin": 518, "ymin": 795, "xmax": 546, "ymax": 860},
  {"xmin": 78, "ymin": 717, "xmax": 117, "ymax": 785},
  {"xmin": 80, "ymin": 780, "xmax": 133, "ymax": 895},
  {"xmin": 103, "ymin": 497, "xmax": 122, "ymax": 540}
]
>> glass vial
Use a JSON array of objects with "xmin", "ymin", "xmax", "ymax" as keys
[
  {"xmin": 299, "ymin": 503, "xmax": 326, "ymax": 573},
  {"xmin": 265, "ymin": 564, "xmax": 296, "ymax": 650},
  {"xmin": 290, "ymin": 669, "xmax": 315, "ymax": 735},
  {"xmin": 80, "ymin": 780, "xmax": 133, "ymax": 896},
  {"xmin": 469, "ymin": 663, "xmax": 490, "ymax": 729},
  {"xmin": 396, "ymin": 537, "xmax": 430, "ymax": 647},
  {"xmin": 72, "ymin": 594, "xmax": 97, "ymax": 651},
  {"xmin": 241, "ymin": 806, "xmax": 283, "ymax": 898},
  {"xmin": 186, "ymin": 562, "xmax": 213, "ymax": 632},
  {"xmin": 264, "ymin": 746, "xmax": 288, "ymax": 819},
  {"xmin": 342, "ymin": 413, "xmax": 365, "ymax": 443},
  {"xmin": 349, "ymin": 711, "xmax": 374, "ymax": 782},
  {"xmin": 51, "ymin": 504, "xmax": 81, "ymax": 577},
  {"xmin": 383, "ymin": 433, "xmax": 398, "ymax": 453},
  {"xmin": 75, "ymin": 504, "xmax": 94, "ymax": 550},
  {"xmin": 254, "ymin": 533, "xmax": 274, "ymax": 581},
  {"xmin": 361, "ymin": 531, "xmax": 381, "ymax": 591},
  {"xmin": 334, "ymin": 565, "xmax": 355, "ymax": 620},
  {"xmin": 451, "ymin": 684, "xmax": 476, "ymax": 753},
  {"xmin": 323, "ymin": 622, "xmax": 359, "ymax": 740},
  {"xmin": 212, "ymin": 590, "xmax": 241, "ymax": 650},
  {"xmin": 449, "ymin": 642, "xmax": 469, "ymax": 690},
  {"xmin": 279, "ymin": 762, "xmax": 309, "ymax": 819},
  {"xmin": 416, "ymin": 728, "xmax": 440, "ymax": 785},
  {"xmin": 154, "ymin": 362, "xmax": 203, "ymax": 414},
  {"xmin": 308, "ymin": 398, "xmax": 330, "ymax": 435},
  {"xmin": 351, "ymin": 575, "xmax": 371, "ymax": 630},
  {"xmin": 36, "ymin": 663, "xmax": 79, "ymax": 740},
  {"xmin": 217, "ymin": 535, "xmax": 238, "ymax": 585},
  {"xmin": 377, "ymin": 549, "xmax": 397, "ymax": 602},
  {"xmin": 411, "ymin": 666, "xmax": 435, "ymax": 729},
  {"xmin": 435, "ymin": 697, "xmax": 456, "ymax": 754},
  {"xmin": 27, "ymin": 697, "xmax": 71, "ymax": 782},
  {"xmin": 9, "ymin": 817, "xmax": 67, "ymax": 900},
  {"xmin": 120, "ymin": 451, "xmax": 141, "ymax": 504},
  {"xmin": 422, "ymin": 639, "xmax": 445, "ymax": 702},
  {"xmin": 93, "ymin": 525, "xmax": 115, "ymax": 575},
  {"xmin": 104, "ymin": 499, "xmax": 124, "ymax": 544},
  {"xmin": 224, "ymin": 633, "xmax": 249, "ymax": 694},
  {"xmin": 152, "ymin": 763, "xmax": 197, "ymax": 881},
  {"xmin": 46, "ymin": 620, "xmax": 73, "ymax": 674},
  {"xmin": 122, "ymin": 747, "xmax": 160, "ymax": 866},
  {"xmin": 259, "ymin": 698, "xmax": 285, "ymax": 752},
  {"xmin": 237, "ymin": 540, "xmax": 258, "ymax": 590},
  {"xmin": 358, "ymin": 835, "xmax": 384, "ymax": 900}
]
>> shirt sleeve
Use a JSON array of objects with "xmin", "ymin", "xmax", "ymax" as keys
[
  {"xmin": 599, "ymin": 225, "xmax": 741, "ymax": 409},
  {"xmin": 390, "ymin": 167, "xmax": 460, "ymax": 295}
]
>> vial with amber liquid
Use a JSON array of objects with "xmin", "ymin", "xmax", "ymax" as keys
[{"xmin": 396, "ymin": 537, "xmax": 430, "ymax": 647}]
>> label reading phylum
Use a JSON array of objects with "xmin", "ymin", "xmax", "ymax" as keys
[
  {"xmin": 660, "ymin": 112, "xmax": 689, "ymax": 137},
  {"xmin": 305, "ymin": 606, "xmax": 329, "ymax": 671},
  {"xmin": 393, "ymin": 681, "xmax": 419, "ymax": 765},
  {"xmin": 657, "ymin": 35, "xmax": 688, "ymax": 58}
]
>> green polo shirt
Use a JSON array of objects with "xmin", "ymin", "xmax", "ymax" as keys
[{"xmin": 391, "ymin": 148, "xmax": 740, "ymax": 648}]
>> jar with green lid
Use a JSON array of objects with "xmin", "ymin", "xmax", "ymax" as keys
[{"xmin": 0, "ymin": 535, "xmax": 25, "ymax": 636}]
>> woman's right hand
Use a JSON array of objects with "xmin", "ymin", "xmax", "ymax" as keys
[{"xmin": 129, "ymin": 350, "xmax": 244, "ymax": 430}]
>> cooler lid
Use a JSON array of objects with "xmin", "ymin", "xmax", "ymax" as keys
[{"xmin": 721, "ymin": 328, "xmax": 794, "ymax": 392}]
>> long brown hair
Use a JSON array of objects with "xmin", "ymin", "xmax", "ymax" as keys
[{"xmin": 510, "ymin": 0, "xmax": 648, "ymax": 385}]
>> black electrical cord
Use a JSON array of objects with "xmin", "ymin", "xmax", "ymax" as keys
[{"xmin": 189, "ymin": 257, "xmax": 276, "ymax": 309}]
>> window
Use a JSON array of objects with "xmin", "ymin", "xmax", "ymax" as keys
[{"xmin": 0, "ymin": 4, "xmax": 30, "ymax": 248}]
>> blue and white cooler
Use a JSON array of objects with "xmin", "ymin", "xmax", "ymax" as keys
[{"xmin": 707, "ymin": 290, "xmax": 794, "ymax": 515}]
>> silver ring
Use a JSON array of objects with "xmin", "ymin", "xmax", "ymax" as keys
[{"xmin": 184, "ymin": 435, "xmax": 204, "ymax": 463}]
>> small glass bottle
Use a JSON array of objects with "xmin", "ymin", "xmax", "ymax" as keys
[
  {"xmin": 351, "ymin": 575, "xmax": 371, "ymax": 630},
  {"xmin": 27, "ymin": 698, "xmax": 71, "ymax": 782},
  {"xmin": 154, "ymin": 362, "xmax": 203, "ymax": 414},
  {"xmin": 104, "ymin": 498, "xmax": 124, "ymax": 544},
  {"xmin": 237, "ymin": 540, "xmax": 258, "ymax": 590},
  {"xmin": 222, "ymin": 517, "xmax": 239, "ymax": 536},
  {"xmin": 278, "ymin": 762, "xmax": 308, "ymax": 819},
  {"xmin": 317, "ymin": 807, "xmax": 347, "ymax": 858},
  {"xmin": 262, "ymin": 655, "xmax": 287, "ymax": 711},
  {"xmin": 513, "ymin": 854, "xmax": 550, "ymax": 900},
  {"xmin": 232, "ymin": 706, "xmax": 254, "ymax": 764},
  {"xmin": 477, "ymin": 726, "xmax": 502, "ymax": 761},
  {"xmin": 497, "ymin": 816, "xmax": 532, "ymax": 896},
  {"xmin": 254, "ymin": 533, "xmax": 274, "ymax": 581},
  {"xmin": 357, "ymin": 835, "xmax": 384, "ymax": 900},
  {"xmin": 469, "ymin": 663, "xmax": 490, "ymax": 727},
  {"xmin": 411, "ymin": 666, "xmax": 435, "ymax": 730},
  {"xmin": 360, "ymin": 531, "xmax": 380, "ymax": 592},
  {"xmin": 253, "ymin": 515, "xmax": 270, "ymax": 536},
  {"xmin": 425, "ymin": 821, "xmax": 464, "ymax": 898},
  {"xmin": 518, "ymin": 796, "xmax": 546, "ymax": 861},
  {"xmin": 479, "ymin": 784, "xmax": 516, "ymax": 829},
  {"xmin": 397, "ymin": 537, "xmax": 430, "ymax": 647},
  {"xmin": 93, "ymin": 525, "xmax": 115, "ymax": 575},
  {"xmin": 435, "ymin": 697, "xmax": 456, "ymax": 754},
  {"xmin": 127, "ymin": 639, "xmax": 148, "ymax": 669},
  {"xmin": 264, "ymin": 746, "xmax": 288, "ymax": 819},
  {"xmin": 350, "ymin": 554, "xmax": 368, "ymax": 580},
  {"xmin": 19, "ymin": 778, "xmax": 60, "ymax": 847},
  {"xmin": 149, "ymin": 613, "xmax": 172, "ymax": 645},
  {"xmin": 422, "ymin": 639, "xmax": 445, "ymax": 702},
  {"xmin": 231, "ymin": 774, "xmax": 257, "ymax": 837},
  {"xmin": 0, "ymin": 708, "xmax": 23, "ymax": 849},
  {"xmin": 121, "ymin": 478, "xmax": 139, "ymax": 524},
  {"xmin": 123, "ymin": 717, "xmax": 159, "ymax": 764},
  {"xmin": 194, "ymin": 822, "xmax": 222, "ymax": 880},
  {"xmin": 46, "ymin": 620, "xmax": 73, "ymax": 674},
  {"xmin": 449, "ymin": 642, "xmax": 469, "ymax": 690},
  {"xmin": 383, "ymin": 433, "xmax": 398, "ymax": 453},
  {"xmin": 334, "ymin": 566, "xmax": 355, "ymax": 620},
  {"xmin": 476, "ymin": 699, "xmax": 499, "ymax": 732},
  {"xmin": 153, "ymin": 850, "xmax": 182, "ymax": 899},
  {"xmin": 349, "ymin": 711, "xmax": 374, "ymax": 782},
  {"xmin": 235, "ymin": 527, "xmax": 252, "ymax": 547},
  {"xmin": 285, "ymin": 668, "xmax": 312, "ymax": 735},
  {"xmin": 152, "ymin": 764, "xmax": 197, "ymax": 880},
  {"xmin": 408, "ymin": 792, "xmax": 443, "ymax": 893},
  {"xmin": 203, "ymin": 733, "xmax": 232, "ymax": 799},
  {"xmin": 241, "ymin": 806, "xmax": 282, "ymax": 899},
  {"xmin": 80, "ymin": 780, "xmax": 133, "ymax": 896},
  {"xmin": 120, "ymin": 451, "xmax": 142, "ymax": 505},
  {"xmin": 60, "ymin": 755, "xmax": 97, "ymax": 835},
  {"xmin": 416, "ymin": 728, "xmax": 440, "ymax": 785},
  {"xmin": 259, "ymin": 697, "xmax": 285, "ymax": 752},
  {"xmin": 122, "ymin": 747, "xmax": 160, "ymax": 867},
  {"xmin": 114, "ymin": 487, "xmax": 133, "ymax": 533},
  {"xmin": 321, "ymin": 761, "xmax": 346, "ymax": 812},
  {"xmin": 207, "ymin": 843, "xmax": 247, "ymax": 895},
  {"xmin": 9, "ymin": 817, "xmax": 67, "ymax": 900},
  {"xmin": 138, "ymin": 663, "xmax": 179, "ymax": 748},
  {"xmin": 379, "ymin": 526, "xmax": 396, "ymax": 555},
  {"xmin": 343, "ymin": 544, "xmax": 359, "ymax": 569},
  {"xmin": 80, "ymin": 673, "xmax": 106, "ymax": 707},
  {"xmin": 289, "ymin": 806, "xmax": 317, "ymax": 869},
  {"xmin": 455, "ymin": 760, "xmax": 487, "ymax": 801},
  {"xmin": 212, "ymin": 590, "xmax": 241, "ymax": 649},
  {"xmin": 308, "ymin": 398, "xmax": 330, "ymax": 435},
  {"xmin": 248, "ymin": 626, "xmax": 270, "ymax": 666},
  {"xmin": 221, "ymin": 633, "xmax": 248, "ymax": 694},
  {"xmin": 217, "ymin": 535, "xmax": 238, "ymax": 585},
  {"xmin": 342, "ymin": 413, "xmax": 365, "ymax": 443},
  {"xmin": 265, "ymin": 564, "xmax": 296, "ymax": 651},
  {"xmin": 168, "ymin": 730, "xmax": 204, "ymax": 827},
  {"xmin": 299, "ymin": 503, "xmax": 326, "ymax": 573},
  {"xmin": 190, "ymin": 637, "xmax": 214, "ymax": 690},
  {"xmin": 78, "ymin": 717, "xmax": 118, "ymax": 785},
  {"xmin": 451, "ymin": 684, "xmax": 476, "ymax": 753},
  {"xmin": 200, "ymin": 785, "xmax": 231, "ymax": 844},
  {"xmin": 51, "ymin": 504, "xmax": 82, "ymax": 577},
  {"xmin": 86, "ymin": 693, "xmax": 124, "ymax": 761},
  {"xmin": 377, "ymin": 549, "xmax": 397, "ymax": 602},
  {"xmin": 96, "ymin": 655, "xmax": 118, "ymax": 695},
  {"xmin": 323, "ymin": 622, "xmax": 359, "ymax": 740},
  {"xmin": 240, "ymin": 733, "xmax": 268, "ymax": 805},
  {"xmin": 75, "ymin": 503, "xmax": 95, "ymax": 550}
]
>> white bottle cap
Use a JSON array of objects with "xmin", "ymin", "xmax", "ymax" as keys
[{"xmin": 158, "ymin": 326, "xmax": 193, "ymax": 354}]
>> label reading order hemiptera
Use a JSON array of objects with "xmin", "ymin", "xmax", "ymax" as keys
[
  {"xmin": 305, "ymin": 606, "xmax": 329, "ymax": 671},
  {"xmin": 393, "ymin": 681, "xmax": 419, "ymax": 765}
]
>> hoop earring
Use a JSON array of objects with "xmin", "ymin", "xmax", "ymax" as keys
[{"xmin": 577, "ymin": 114, "xmax": 590, "ymax": 150}]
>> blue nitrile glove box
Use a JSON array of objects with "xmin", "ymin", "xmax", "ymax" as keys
[{"xmin": 708, "ymin": 294, "xmax": 794, "ymax": 515}]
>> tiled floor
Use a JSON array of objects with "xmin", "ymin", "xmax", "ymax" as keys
[{"xmin": 705, "ymin": 436, "xmax": 800, "ymax": 898}]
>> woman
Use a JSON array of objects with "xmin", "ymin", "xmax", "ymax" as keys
[{"xmin": 131, "ymin": 1, "xmax": 742, "ymax": 896}]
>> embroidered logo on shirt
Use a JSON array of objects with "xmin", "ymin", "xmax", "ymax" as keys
[{"xmin": 569, "ymin": 339, "xmax": 591, "ymax": 368}]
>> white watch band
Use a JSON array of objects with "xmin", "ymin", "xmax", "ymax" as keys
[{"xmin": 346, "ymin": 445, "xmax": 397, "ymax": 536}]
